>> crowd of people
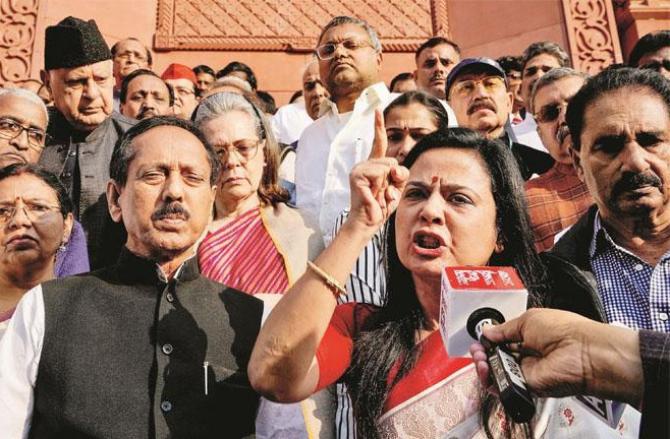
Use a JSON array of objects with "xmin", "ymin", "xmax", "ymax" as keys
[{"xmin": 0, "ymin": 12, "xmax": 669, "ymax": 439}]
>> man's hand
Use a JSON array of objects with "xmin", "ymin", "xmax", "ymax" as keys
[{"xmin": 469, "ymin": 308, "xmax": 643, "ymax": 406}]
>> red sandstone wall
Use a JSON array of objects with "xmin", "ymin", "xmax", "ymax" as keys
[{"xmin": 17, "ymin": 0, "xmax": 625, "ymax": 105}]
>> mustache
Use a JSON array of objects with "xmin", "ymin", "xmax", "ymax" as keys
[
  {"xmin": 556, "ymin": 125, "xmax": 571, "ymax": 145},
  {"xmin": 137, "ymin": 107, "xmax": 157, "ymax": 120},
  {"xmin": 151, "ymin": 203, "xmax": 190, "ymax": 221},
  {"xmin": 468, "ymin": 99, "xmax": 496, "ymax": 115},
  {"xmin": 612, "ymin": 172, "xmax": 662, "ymax": 198}
]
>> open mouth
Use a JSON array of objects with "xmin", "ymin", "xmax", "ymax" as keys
[{"xmin": 415, "ymin": 234, "xmax": 441, "ymax": 249}]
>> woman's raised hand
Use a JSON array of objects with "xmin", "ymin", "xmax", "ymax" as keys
[{"xmin": 347, "ymin": 110, "xmax": 409, "ymax": 234}]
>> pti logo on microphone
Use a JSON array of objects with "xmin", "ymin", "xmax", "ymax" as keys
[{"xmin": 439, "ymin": 266, "xmax": 528, "ymax": 357}]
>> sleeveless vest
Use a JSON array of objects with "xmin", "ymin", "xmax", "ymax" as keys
[{"xmin": 30, "ymin": 248, "xmax": 263, "ymax": 439}]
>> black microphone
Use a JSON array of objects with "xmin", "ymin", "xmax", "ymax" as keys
[{"xmin": 467, "ymin": 307, "xmax": 535, "ymax": 423}]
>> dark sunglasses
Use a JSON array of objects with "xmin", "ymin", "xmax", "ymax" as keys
[
  {"xmin": 641, "ymin": 60, "xmax": 670, "ymax": 73},
  {"xmin": 535, "ymin": 102, "xmax": 567, "ymax": 124}
]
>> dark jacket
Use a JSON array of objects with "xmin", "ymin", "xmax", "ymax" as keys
[
  {"xmin": 638, "ymin": 330, "xmax": 670, "ymax": 438},
  {"xmin": 39, "ymin": 108, "xmax": 136, "ymax": 218},
  {"xmin": 31, "ymin": 248, "xmax": 263, "ymax": 439},
  {"xmin": 545, "ymin": 205, "xmax": 607, "ymax": 322},
  {"xmin": 499, "ymin": 133, "xmax": 554, "ymax": 181},
  {"xmin": 39, "ymin": 109, "xmax": 135, "ymax": 269}
]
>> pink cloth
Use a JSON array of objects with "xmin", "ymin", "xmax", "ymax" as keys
[{"xmin": 198, "ymin": 208, "xmax": 289, "ymax": 295}]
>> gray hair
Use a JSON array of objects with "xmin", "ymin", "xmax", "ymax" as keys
[
  {"xmin": 317, "ymin": 16, "xmax": 382, "ymax": 53},
  {"xmin": 194, "ymin": 92, "xmax": 265, "ymax": 139},
  {"xmin": 530, "ymin": 67, "xmax": 588, "ymax": 113},
  {"xmin": 193, "ymin": 92, "xmax": 289, "ymax": 206},
  {"xmin": 522, "ymin": 41, "xmax": 571, "ymax": 72},
  {"xmin": 0, "ymin": 87, "xmax": 49, "ymax": 124}
]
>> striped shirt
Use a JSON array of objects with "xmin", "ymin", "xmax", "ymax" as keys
[
  {"xmin": 331, "ymin": 210, "xmax": 388, "ymax": 439},
  {"xmin": 525, "ymin": 162, "xmax": 593, "ymax": 252},
  {"xmin": 198, "ymin": 208, "xmax": 289, "ymax": 295},
  {"xmin": 590, "ymin": 214, "xmax": 670, "ymax": 332}
]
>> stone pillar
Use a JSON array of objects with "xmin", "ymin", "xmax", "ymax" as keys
[
  {"xmin": 0, "ymin": 0, "xmax": 40, "ymax": 86},
  {"xmin": 561, "ymin": 0, "xmax": 624, "ymax": 74}
]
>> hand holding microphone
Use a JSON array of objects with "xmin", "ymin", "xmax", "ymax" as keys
[{"xmin": 468, "ymin": 308, "xmax": 644, "ymax": 408}]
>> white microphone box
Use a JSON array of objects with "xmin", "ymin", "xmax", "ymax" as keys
[{"xmin": 439, "ymin": 266, "xmax": 528, "ymax": 357}]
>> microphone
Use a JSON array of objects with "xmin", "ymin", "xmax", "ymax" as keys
[{"xmin": 467, "ymin": 307, "xmax": 535, "ymax": 423}]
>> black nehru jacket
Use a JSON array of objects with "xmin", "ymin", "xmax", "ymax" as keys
[{"xmin": 29, "ymin": 248, "xmax": 263, "ymax": 439}]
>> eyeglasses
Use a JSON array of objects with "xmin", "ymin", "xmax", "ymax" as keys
[
  {"xmin": 641, "ymin": 60, "xmax": 670, "ymax": 73},
  {"xmin": 303, "ymin": 80, "xmax": 323, "ymax": 91},
  {"xmin": 315, "ymin": 39, "xmax": 374, "ymax": 60},
  {"xmin": 535, "ymin": 102, "xmax": 568, "ymax": 124},
  {"xmin": 0, "ymin": 118, "xmax": 49, "ymax": 151},
  {"xmin": 173, "ymin": 86, "xmax": 195, "ymax": 98},
  {"xmin": 450, "ymin": 76, "xmax": 506, "ymax": 98},
  {"xmin": 0, "ymin": 200, "xmax": 61, "ymax": 224},
  {"xmin": 214, "ymin": 139, "xmax": 262, "ymax": 163},
  {"xmin": 114, "ymin": 51, "xmax": 148, "ymax": 62}
]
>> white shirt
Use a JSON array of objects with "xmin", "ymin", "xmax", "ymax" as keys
[
  {"xmin": 510, "ymin": 112, "xmax": 548, "ymax": 153},
  {"xmin": 271, "ymin": 101, "xmax": 314, "ymax": 145},
  {"xmin": 295, "ymin": 82, "xmax": 396, "ymax": 243},
  {"xmin": 0, "ymin": 285, "xmax": 44, "ymax": 439}
]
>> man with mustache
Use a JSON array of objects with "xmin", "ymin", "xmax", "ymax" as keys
[
  {"xmin": 512, "ymin": 41, "xmax": 571, "ymax": 153},
  {"xmin": 0, "ymin": 116, "xmax": 267, "ymax": 438},
  {"xmin": 295, "ymin": 16, "xmax": 396, "ymax": 243},
  {"xmin": 552, "ymin": 67, "xmax": 670, "ymax": 334},
  {"xmin": 524, "ymin": 67, "xmax": 593, "ymax": 251},
  {"xmin": 119, "ymin": 69, "xmax": 174, "ymax": 120},
  {"xmin": 447, "ymin": 57, "xmax": 553, "ymax": 180},
  {"xmin": 38, "ymin": 16, "xmax": 136, "ymax": 267},
  {"xmin": 413, "ymin": 36, "xmax": 460, "ymax": 126}
]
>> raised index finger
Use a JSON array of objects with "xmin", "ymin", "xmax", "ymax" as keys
[{"xmin": 368, "ymin": 109, "xmax": 388, "ymax": 160}]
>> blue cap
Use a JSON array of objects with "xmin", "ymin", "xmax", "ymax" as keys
[{"xmin": 446, "ymin": 57, "xmax": 507, "ymax": 97}]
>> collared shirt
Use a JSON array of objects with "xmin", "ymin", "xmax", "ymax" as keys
[
  {"xmin": 295, "ymin": 82, "xmax": 396, "ymax": 244},
  {"xmin": 525, "ymin": 162, "xmax": 593, "ymax": 252},
  {"xmin": 590, "ymin": 214, "xmax": 670, "ymax": 332}
]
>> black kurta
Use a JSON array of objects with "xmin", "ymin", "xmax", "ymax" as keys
[{"xmin": 30, "ymin": 248, "xmax": 264, "ymax": 439}]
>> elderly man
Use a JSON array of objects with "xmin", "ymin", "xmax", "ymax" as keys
[
  {"xmin": 0, "ymin": 88, "xmax": 89, "ymax": 276},
  {"xmin": 552, "ymin": 67, "xmax": 670, "ymax": 334},
  {"xmin": 295, "ymin": 16, "xmax": 395, "ymax": 242},
  {"xmin": 629, "ymin": 30, "xmax": 670, "ymax": 79},
  {"xmin": 525, "ymin": 67, "xmax": 593, "ymax": 251},
  {"xmin": 111, "ymin": 37, "xmax": 152, "ymax": 110},
  {"xmin": 119, "ymin": 69, "xmax": 173, "ymax": 120},
  {"xmin": 513, "ymin": 41, "xmax": 571, "ymax": 152},
  {"xmin": 38, "ymin": 17, "xmax": 135, "ymax": 263},
  {"xmin": 447, "ymin": 57, "xmax": 553, "ymax": 180},
  {"xmin": 0, "ymin": 116, "xmax": 265, "ymax": 438},
  {"xmin": 161, "ymin": 63, "xmax": 199, "ymax": 120}
]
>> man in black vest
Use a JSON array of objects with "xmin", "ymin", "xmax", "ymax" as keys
[{"xmin": 0, "ymin": 117, "xmax": 264, "ymax": 438}]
